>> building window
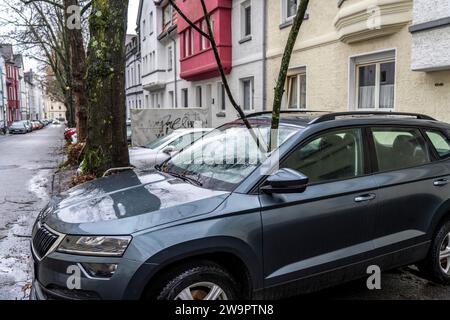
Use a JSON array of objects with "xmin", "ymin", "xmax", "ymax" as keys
[
  {"xmin": 184, "ymin": 31, "xmax": 190, "ymax": 57},
  {"xmin": 191, "ymin": 28, "xmax": 195, "ymax": 55},
  {"xmin": 168, "ymin": 46, "xmax": 173, "ymax": 70},
  {"xmin": 201, "ymin": 20, "xmax": 207, "ymax": 50},
  {"xmin": 182, "ymin": 88, "xmax": 188, "ymax": 108},
  {"xmin": 163, "ymin": 5, "xmax": 173, "ymax": 29},
  {"xmin": 241, "ymin": 78, "xmax": 254, "ymax": 111},
  {"xmin": 357, "ymin": 61, "xmax": 395, "ymax": 109},
  {"xmin": 218, "ymin": 83, "xmax": 226, "ymax": 111},
  {"xmin": 196, "ymin": 86, "xmax": 202, "ymax": 108},
  {"xmin": 241, "ymin": 1, "xmax": 252, "ymax": 38},
  {"xmin": 149, "ymin": 11, "xmax": 154, "ymax": 34},
  {"xmin": 286, "ymin": 73, "xmax": 306, "ymax": 109},
  {"xmin": 142, "ymin": 20, "xmax": 146, "ymax": 39},
  {"xmin": 286, "ymin": 0, "xmax": 297, "ymax": 19}
]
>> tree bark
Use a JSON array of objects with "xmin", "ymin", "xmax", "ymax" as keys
[
  {"xmin": 83, "ymin": 0, "xmax": 130, "ymax": 176},
  {"xmin": 64, "ymin": 0, "xmax": 88, "ymax": 141},
  {"xmin": 270, "ymin": 0, "xmax": 309, "ymax": 150}
]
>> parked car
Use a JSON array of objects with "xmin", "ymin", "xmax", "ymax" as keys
[
  {"xmin": 52, "ymin": 119, "xmax": 60, "ymax": 125},
  {"xmin": 129, "ymin": 128, "xmax": 213, "ymax": 169},
  {"xmin": 22, "ymin": 120, "xmax": 32, "ymax": 132},
  {"xmin": 64, "ymin": 128, "xmax": 77, "ymax": 143},
  {"xmin": 9, "ymin": 121, "xmax": 28, "ymax": 134},
  {"xmin": 31, "ymin": 111, "xmax": 450, "ymax": 300},
  {"xmin": 31, "ymin": 121, "xmax": 41, "ymax": 130},
  {"xmin": 126, "ymin": 121, "xmax": 132, "ymax": 144},
  {"xmin": 0, "ymin": 120, "xmax": 6, "ymax": 134}
]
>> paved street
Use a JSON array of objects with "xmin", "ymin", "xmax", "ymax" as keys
[{"xmin": 0, "ymin": 125, "xmax": 65, "ymax": 299}]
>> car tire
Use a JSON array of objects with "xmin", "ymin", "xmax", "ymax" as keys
[
  {"xmin": 152, "ymin": 261, "xmax": 239, "ymax": 300},
  {"xmin": 418, "ymin": 220, "xmax": 450, "ymax": 285}
]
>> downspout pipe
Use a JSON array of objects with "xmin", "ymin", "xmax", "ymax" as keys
[
  {"xmin": 169, "ymin": 32, "xmax": 178, "ymax": 109},
  {"xmin": 262, "ymin": 0, "xmax": 268, "ymax": 111}
]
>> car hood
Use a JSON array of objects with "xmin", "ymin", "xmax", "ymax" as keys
[{"xmin": 41, "ymin": 170, "xmax": 230, "ymax": 235}]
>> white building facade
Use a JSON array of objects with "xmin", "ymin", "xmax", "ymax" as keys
[
  {"xmin": 24, "ymin": 70, "xmax": 44, "ymax": 120},
  {"xmin": 125, "ymin": 34, "xmax": 144, "ymax": 120}
]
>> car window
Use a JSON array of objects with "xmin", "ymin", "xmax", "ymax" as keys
[
  {"xmin": 425, "ymin": 130, "xmax": 450, "ymax": 158},
  {"xmin": 166, "ymin": 124, "xmax": 300, "ymax": 191},
  {"xmin": 146, "ymin": 134, "xmax": 174, "ymax": 149},
  {"xmin": 371, "ymin": 127, "xmax": 431, "ymax": 171},
  {"xmin": 281, "ymin": 128, "xmax": 364, "ymax": 184}
]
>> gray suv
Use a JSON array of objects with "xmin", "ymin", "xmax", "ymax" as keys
[{"xmin": 31, "ymin": 111, "xmax": 450, "ymax": 300}]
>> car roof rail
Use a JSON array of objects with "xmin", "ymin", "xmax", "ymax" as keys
[
  {"xmin": 244, "ymin": 110, "xmax": 329, "ymax": 118},
  {"xmin": 309, "ymin": 111, "xmax": 436, "ymax": 124}
]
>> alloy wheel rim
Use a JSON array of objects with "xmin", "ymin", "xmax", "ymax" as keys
[
  {"xmin": 175, "ymin": 282, "xmax": 228, "ymax": 300},
  {"xmin": 439, "ymin": 232, "xmax": 450, "ymax": 275}
]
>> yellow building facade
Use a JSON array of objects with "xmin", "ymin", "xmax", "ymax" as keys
[{"xmin": 266, "ymin": 0, "xmax": 450, "ymax": 122}]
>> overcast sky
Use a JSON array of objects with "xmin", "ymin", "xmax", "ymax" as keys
[
  {"xmin": 128, "ymin": 0, "xmax": 140, "ymax": 35},
  {"xmin": 0, "ymin": 0, "xmax": 140, "ymax": 71}
]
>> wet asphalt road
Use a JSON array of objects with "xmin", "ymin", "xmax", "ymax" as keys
[
  {"xmin": 0, "ymin": 125, "xmax": 65, "ymax": 299},
  {"xmin": 0, "ymin": 124, "xmax": 449, "ymax": 300}
]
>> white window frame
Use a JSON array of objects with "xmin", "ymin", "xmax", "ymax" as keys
[
  {"xmin": 285, "ymin": 68, "xmax": 307, "ymax": 110},
  {"xmin": 241, "ymin": 77, "xmax": 254, "ymax": 111},
  {"xmin": 348, "ymin": 49, "xmax": 397, "ymax": 111},
  {"xmin": 241, "ymin": 0, "xmax": 252, "ymax": 39}
]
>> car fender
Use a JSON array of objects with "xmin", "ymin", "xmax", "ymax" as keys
[{"xmin": 124, "ymin": 236, "xmax": 263, "ymax": 299}]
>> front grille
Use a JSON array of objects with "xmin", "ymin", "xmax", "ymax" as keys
[{"xmin": 32, "ymin": 225, "xmax": 59, "ymax": 259}]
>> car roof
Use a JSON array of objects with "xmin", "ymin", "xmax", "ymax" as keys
[
  {"xmin": 173, "ymin": 128, "xmax": 214, "ymax": 134},
  {"xmin": 243, "ymin": 111, "xmax": 449, "ymax": 130}
]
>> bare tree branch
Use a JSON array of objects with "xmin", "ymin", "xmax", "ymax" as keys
[
  {"xmin": 270, "ymin": 0, "xmax": 309, "ymax": 150},
  {"xmin": 168, "ymin": 0, "xmax": 210, "ymax": 39}
]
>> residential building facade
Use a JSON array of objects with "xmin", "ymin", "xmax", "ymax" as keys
[
  {"xmin": 24, "ymin": 70, "xmax": 43, "ymax": 120},
  {"xmin": 137, "ymin": 0, "xmax": 266, "ymax": 127},
  {"xmin": 125, "ymin": 34, "xmax": 144, "ymax": 120},
  {"xmin": 0, "ymin": 44, "xmax": 21, "ymax": 125},
  {"xmin": 265, "ymin": 0, "xmax": 450, "ymax": 122},
  {"xmin": 44, "ymin": 94, "xmax": 66, "ymax": 121},
  {"xmin": 133, "ymin": 0, "xmax": 450, "ymax": 128}
]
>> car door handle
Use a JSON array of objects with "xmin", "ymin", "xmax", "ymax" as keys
[
  {"xmin": 434, "ymin": 179, "xmax": 449, "ymax": 187},
  {"xmin": 354, "ymin": 194, "xmax": 376, "ymax": 203}
]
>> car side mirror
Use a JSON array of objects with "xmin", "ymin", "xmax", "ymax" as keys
[
  {"xmin": 260, "ymin": 168, "xmax": 309, "ymax": 194},
  {"xmin": 162, "ymin": 145, "xmax": 176, "ymax": 155}
]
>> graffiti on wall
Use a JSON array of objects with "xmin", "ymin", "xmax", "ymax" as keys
[{"xmin": 130, "ymin": 108, "xmax": 210, "ymax": 147}]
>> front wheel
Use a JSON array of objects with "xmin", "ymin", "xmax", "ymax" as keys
[
  {"xmin": 418, "ymin": 221, "xmax": 450, "ymax": 285},
  {"xmin": 155, "ymin": 261, "xmax": 239, "ymax": 300}
]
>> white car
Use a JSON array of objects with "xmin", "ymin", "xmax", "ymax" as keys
[{"xmin": 129, "ymin": 128, "xmax": 213, "ymax": 169}]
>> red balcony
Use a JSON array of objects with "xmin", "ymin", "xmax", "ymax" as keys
[{"xmin": 177, "ymin": 0, "xmax": 232, "ymax": 81}]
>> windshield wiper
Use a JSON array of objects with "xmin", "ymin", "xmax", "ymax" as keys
[{"xmin": 164, "ymin": 170, "xmax": 203, "ymax": 187}]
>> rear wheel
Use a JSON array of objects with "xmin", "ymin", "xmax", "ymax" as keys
[
  {"xmin": 152, "ymin": 261, "xmax": 239, "ymax": 300},
  {"xmin": 418, "ymin": 221, "xmax": 450, "ymax": 285}
]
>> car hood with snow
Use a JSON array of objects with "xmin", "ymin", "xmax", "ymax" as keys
[{"xmin": 39, "ymin": 169, "xmax": 230, "ymax": 235}]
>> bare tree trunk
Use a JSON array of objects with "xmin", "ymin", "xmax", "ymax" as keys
[
  {"xmin": 270, "ymin": 0, "xmax": 309, "ymax": 150},
  {"xmin": 83, "ymin": 0, "xmax": 129, "ymax": 176},
  {"xmin": 64, "ymin": 0, "xmax": 88, "ymax": 141}
]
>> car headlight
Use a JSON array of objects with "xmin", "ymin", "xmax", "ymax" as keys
[{"xmin": 57, "ymin": 235, "xmax": 132, "ymax": 257}]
